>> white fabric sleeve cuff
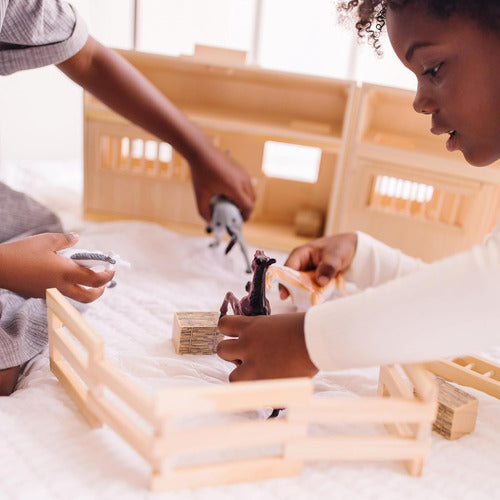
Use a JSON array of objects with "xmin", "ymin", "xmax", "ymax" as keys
[{"xmin": 344, "ymin": 231, "xmax": 425, "ymax": 289}]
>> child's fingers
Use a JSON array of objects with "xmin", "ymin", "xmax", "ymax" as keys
[
  {"xmin": 284, "ymin": 247, "xmax": 309, "ymax": 270},
  {"xmin": 314, "ymin": 248, "xmax": 343, "ymax": 286},
  {"xmin": 47, "ymin": 232, "xmax": 79, "ymax": 250},
  {"xmin": 216, "ymin": 338, "xmax": 242, "ymax": 362},
  {"xmin": 314, "ymin": 261, "xmax": 337, "ymax": 286},
  {"xmin": 217, "ymin": 315, "xmax": 247, "ymax": 337},
  {"xmin": 228, "ymin": 363, "xmax": 254, "ymax": 382},
  {"xmin": 73, "ymin": 267, "xmax": 115, "ymax": 288},
  {"xmin": 63, "ymin": 284, "xmax": 107, "ymax": 303},
  {"xmin": 237, "ymin": 190, "xmax": 255, "ymax": 221}
]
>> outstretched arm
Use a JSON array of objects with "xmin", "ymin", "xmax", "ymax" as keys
[{"xmin": 56, "ymin": 36, "xmax": 255, "ymax": 221}]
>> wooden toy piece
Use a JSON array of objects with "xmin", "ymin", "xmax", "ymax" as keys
[
  {"xmin": 172, "ymin": 311, "xmax": 222, "ymax": 355},
  {"xmin": 432, "ymin": 377, "xmax": 478, "ymax": 440},
  {"xmin": 83, "ymin": 50, "xmax": 500, "ymax": 258},
  {"xmin": 425, "ymin": 355, "xmax": 500, "ymax": 399},
  {"xmin": 83, "ymin": 49, "xmax": 357, "ymax": 253},
  {"xmin": 266, "ymin": 264, "xmax": 346, "ymax": 312},
  {"xmin": 47, "ymin": 289, "xmax": 438, "ymax": 492},
  {"xmin": 184, "ymin": 43, "xmax": 248, "ymax": 66},
  {"xmin": 294, "ymin": 208, "xmax": 324, "ymax": 238}
]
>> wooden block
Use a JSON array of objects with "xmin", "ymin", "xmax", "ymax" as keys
[
  {"xmin": 294, "ymin": 208, "xmax": 324, "ymax": 238},
  {"xmin": 171, "ymin": 312, "xmax": 222, "ymax": 355},
  {"xmin": 432, "ymin": 377, "xmax": 478, "ymax": 440}
]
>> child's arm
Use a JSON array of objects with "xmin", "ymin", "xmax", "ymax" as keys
[
  {"xmin": 219, "ymin": 226, "xmax": 500, "ymax": 380},
  {"xmin": 56, "ymin": 36, "xmax": 255, "ymax": 222},
  {"xmin": 0, "ymin": 233, "xmax": 114, "ymax": 302}
]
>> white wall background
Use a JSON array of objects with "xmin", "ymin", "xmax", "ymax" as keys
[{"xmin": 0, "ymin": 0, "xmax": 416, "ymax": 168}]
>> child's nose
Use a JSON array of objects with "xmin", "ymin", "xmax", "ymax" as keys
[{"xmin": 413, "ymin": 88, "xmax": 437, "ymax": 115}]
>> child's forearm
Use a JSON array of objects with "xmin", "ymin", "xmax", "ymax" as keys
[{"xmin": 56, "ymin": 37, "xmax": 214, "ymax": 165}]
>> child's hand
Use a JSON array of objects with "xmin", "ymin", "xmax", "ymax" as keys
[
  {"xmin": 280, "ymin": 233, "xmax": 357, "ymax": 299},
  {"xmin": 189, "ymin": 149, "xmax": 256, "ymax": 222},
  {"xmin": 217, "ymin": 312, "xmax": 318, "ymax": 381},
  {"xmin": 0, "ymin": 233, "xmax": 115, "ymax": 302}
]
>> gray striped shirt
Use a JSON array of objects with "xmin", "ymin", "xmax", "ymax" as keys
[{"xmin": 0, "ymin": 0, "xmax": 88, "ymax": 75}]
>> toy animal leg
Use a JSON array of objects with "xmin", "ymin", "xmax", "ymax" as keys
[
  {"xmin": 209, "ymin": 234, "xmax": 221, "ymax": 248},
  {"xmin": 220, "ymin": 292, "xmax": 243, "ymax": 317}
]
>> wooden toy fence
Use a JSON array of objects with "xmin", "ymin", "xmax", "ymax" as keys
[
  {"xmin": 47, "ymin": 288, "xmax": 437, "ymax": 491},
  {"xmin": 84, "ymin": 46, "xmax": 500, "ymax": 262}
]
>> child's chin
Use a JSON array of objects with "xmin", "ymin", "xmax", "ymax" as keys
[{"xmin": 462, "ymin": 148, "xmax": 498, "ymax": 167}]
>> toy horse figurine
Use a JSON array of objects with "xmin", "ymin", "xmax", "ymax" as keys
[
  {"xmin": 207, "ymin": 195, "xmax": 252, "ymax": 273},
  {"xmin": 220, "ymin": 250, "xmax": 276, "ymax": 317},
  {"xmin": 220, "ymin": 250, "xmax": 280, "ymax": 418}
]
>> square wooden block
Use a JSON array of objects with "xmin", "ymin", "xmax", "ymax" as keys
[
  {"xmin": 433, "ymin": 377, "xmax": 478, "ymax": 440},
  {"xmin": 172, "ymin": 312, "xmax": 222, "ymax": 355}
]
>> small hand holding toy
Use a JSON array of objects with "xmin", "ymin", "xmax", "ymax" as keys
[
  {"xmin": 207, "ymin": 194, "xmax": 252, "ymax": 273},
  {"xmin": 58, "ymin": 248, "xmax": 130, "ymax": 288}
]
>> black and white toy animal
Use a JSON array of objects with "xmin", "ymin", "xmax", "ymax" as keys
[{"xmin": 206, "ymin": 195, "xmax": 252, "ymax": 273}]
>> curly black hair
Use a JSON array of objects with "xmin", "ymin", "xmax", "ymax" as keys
[{"xmin": 337, "ymin": 0, "xmax": 500, "ymax": 55}]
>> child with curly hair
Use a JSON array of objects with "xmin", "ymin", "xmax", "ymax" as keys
[
  {"xmin": 0, "ymin": 0, "xmax": 255, "ymax": 395},
  {"xmin": 217, "ymin": 0, "xmax": 500, "ymax": 381}
]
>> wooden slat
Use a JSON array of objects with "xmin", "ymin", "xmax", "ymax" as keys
[
  {"xmin": 285, "ymin": 435, "xmax": 430, "ymax": 461},
  {"xmin": 150, "ymin": 456, "xmax": 302, "ymax": 492},
  {"xmin": 48, "ymin": 309, "xmax": 63, "ymax": 362},
  {"xmin": 287, "ymin": 397, "xmax": 435, "ymax": 425},
  {"xmin": 426, "ymin": 358, "xmax": 500, "ymax": 399},
  {"xmin": 51, "ymin": 326, "xmax": 90, "ymax": 386},
  {"xmin": 87, "ymin": 392, "xmax": 154, "ymax": 463},
  {"xmin": 379, "ymin": 365, "xmax": 413, "ymax": 399},
  {"xmin": 50, "ymin": 358, "xmax": 102, "ymax": 429},
  {"xmin": 154, "ymin": 419, "xmax": 307, "ymax": 457},
  {"xmin": 456, "ymin": 356, "xmax": 500, "ymax": 381},
  {"xmin": 383, "ymin": 422, "xmax": 424, "ymax": 476},
  {"xmin": 402, "ymin": 363, "xmax": 438, "ymax": 402},
  {"xmin": 155, "ymin": 378, "xmax": 313, "ymax": 417},
  {"xmin": 93, "ymin": 359, "xmax": 156, "ymax": 424},
  {"xmin": 46, "ymin": 289, "xmax": 103, "ymax": 355}
]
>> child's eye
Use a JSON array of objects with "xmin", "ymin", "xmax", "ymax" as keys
[{"xmin": 423, "ymin": 62, "xmax": 443, "ymax": 78}]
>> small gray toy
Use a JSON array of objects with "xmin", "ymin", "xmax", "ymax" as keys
[
  {"xmin": 206, "ymin": 195, "xmax": 252, "ymax": 273},
  {"xmin": 58, "ymin": 248, "xmax": 130, "ymax": 288}
]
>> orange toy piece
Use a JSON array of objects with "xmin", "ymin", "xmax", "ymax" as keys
[{"xmin": 266, "ymin": 264, "xmax": 347, "ymax": 312}]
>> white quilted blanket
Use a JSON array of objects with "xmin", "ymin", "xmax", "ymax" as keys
[{"xmin": 0, "ymin": 160, "xmax": 499, "ymax": 500}]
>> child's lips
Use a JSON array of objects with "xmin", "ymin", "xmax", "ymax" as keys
[
  {"xmin": 430, "ymin": 125, "xmax": 459, "ymax": 153},
  {"xmin": 446, "ymin": 131, "xmax": 458, "ymax": 152}
]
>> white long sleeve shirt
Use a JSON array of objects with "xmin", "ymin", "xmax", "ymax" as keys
[{"xmin": 305, "ymin": 222, "xmax": 500, "ymax": 371}]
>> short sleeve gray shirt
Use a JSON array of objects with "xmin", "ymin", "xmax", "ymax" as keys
[{"xmin": 0, "ymin": 0, "xmax": 88, "ymax": 75}]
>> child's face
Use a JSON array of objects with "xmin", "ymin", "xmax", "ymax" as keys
[{"xmin": 386, "ymin": 4, "xmax": 500, "ymax": 166}]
